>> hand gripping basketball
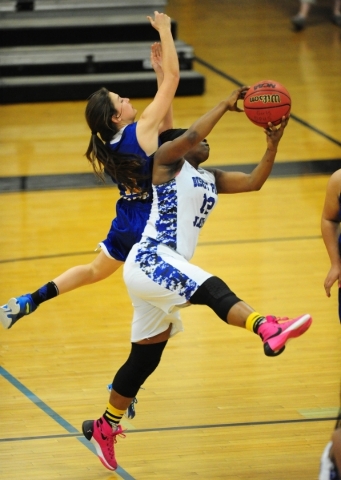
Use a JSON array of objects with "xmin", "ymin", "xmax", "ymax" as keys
[{"xmin": 243, "ymin": 80, "xmax": 291, "ymax": 128}]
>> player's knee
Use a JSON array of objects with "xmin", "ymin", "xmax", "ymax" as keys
[
  {"xmin": 112, "ymin": 341, "xmax": 167, "ymax": 398},
  {"xmin": 90, "ymin": 252, "xmax": 121, "ymax": 282},
  {"xmin": 190, "ymin": 276, "xmax": 242, "ymax": 322}
]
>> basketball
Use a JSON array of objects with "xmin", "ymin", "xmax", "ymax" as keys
[{"xmin": 243, "ymin": 80, "xmax": 291, "ymax": 128}]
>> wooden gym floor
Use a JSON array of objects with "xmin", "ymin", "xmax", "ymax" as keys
[{"xmin": 0, "ymin": 0, "xmax": 341, "ymax": 478}]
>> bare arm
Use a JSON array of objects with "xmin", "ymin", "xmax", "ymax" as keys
[
  {"xmin": 208, "ymin": 117, "xmax": 289, "ymax": 194},
  {"xmin": 152, "ymin": 87, "xmax": 248, "ymax": 185},
  {"xmin": 150, "ymin": 42, "xmax": 173, "ymax": 134},
  {"xmin": 136, "ymin": 12, "xmax": 179, "ymax": 155},
  {"xmin": 321, "ymin": 169, "xmax": 341, "ymax": 297}
]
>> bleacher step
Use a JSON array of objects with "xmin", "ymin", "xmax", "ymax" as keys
[
  {"xmin": 1, "ymin": 70, "xmax": 205, "ymax": 104},
  {"xmin": 1, "ymin": 0, "xmax": 167, "ymax": 16},
  {"xmin": 1, "ymin": 14, "xmax": 177, "ymax": 47},
  {"xmin": 0, "ymin": 40, "xmax": 195, "ymax": 76}
]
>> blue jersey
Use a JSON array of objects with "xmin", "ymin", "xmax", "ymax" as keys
[
  {"xmin": 108, "ymin": 123, "xmax": 154, "ymax": 201},
  {"xmin": 99, "ymin": 123, "xmax": 157, "ymax": 262}
]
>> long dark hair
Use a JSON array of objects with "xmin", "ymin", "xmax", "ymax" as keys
[{"xmin": 84, "ymin": 87, "xmax": 149, "ymax": 192}]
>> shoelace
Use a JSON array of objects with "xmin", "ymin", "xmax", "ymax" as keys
[
  {"xmin": 113, "ymin": 425, "xmax": 126, "ymax": 444},
  {"xmin": 103, "ymin": 426, "xmax": 126, "ymax": 460},
  {"xmin": 265, "ymin": 315, "xmax": 289, "ymax": 323},
  {"xmin": 105, "ymin": 434, "xmax": 115, "ymax": 460}
]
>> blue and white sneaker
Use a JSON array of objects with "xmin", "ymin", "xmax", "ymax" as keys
[
  {"xmin": 0, "ymin": 294, "xmax": 37, "ymax": 329},
  {"xmin": 125, "ymin": 397, "xmax": 138, "ymax": 419},
  {"xmin": 107, "ymin": 383, "xmax": 138, "ymax": 419}
]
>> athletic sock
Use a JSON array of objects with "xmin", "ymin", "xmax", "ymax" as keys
[
  {"xmin": 103, "ymin": 403, "xmax": 126, "ymax": 428},
  {"xmin": 30, "ymin": 281, "xmax": 59, "ymax": 306},
  {"xmin": 245, "ymin": 312, "xmax": 266, "ymax": 333}
]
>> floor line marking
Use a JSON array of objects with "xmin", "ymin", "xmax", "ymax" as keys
[{"xmin": 0, "ymin": 366, "xmax": 136, "ymax": 480}]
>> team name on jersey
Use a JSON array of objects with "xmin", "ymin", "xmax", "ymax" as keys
[{"xmin": 192, "ymin": 176, "xmax": 217, "ymax": 194}]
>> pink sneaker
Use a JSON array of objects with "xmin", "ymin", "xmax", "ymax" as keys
[
  {"xmin": 82, "ymin": 417, "xmax": 125, "ymax": 470},
  {"xmin": 258, "ymin": 314, "xmax": 312, "ymax": 357}
]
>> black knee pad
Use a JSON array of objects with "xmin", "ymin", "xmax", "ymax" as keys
[
  {"xmin": 112, "ymin": 341, "xmax": 167, "ymax": 398},
  {"xmin": 190, "ymin": 276, "xmax": 242, "ymax": 322}
]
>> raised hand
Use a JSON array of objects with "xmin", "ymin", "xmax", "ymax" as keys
[
  {"xmin": 265, "ymin": 116, "xmax": 290, "ymax": 150},
  {"xmin": 225, "ymin": 86, "xmax": 250, "ymax": 112},
  {"xmin": 147, "ymin": 11, "xmax": 171, "ymax": 32},
  {"xmin": 150, "ymin": 42, "xmax": 163, "ymax": 75}
]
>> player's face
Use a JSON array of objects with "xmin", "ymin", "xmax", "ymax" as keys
[
  {"xmin": 185, "ymin": 139, "xmax": 210, "ymax": 165},
  {"xmin": 109, "ymin": 92, "xmax": 137, "ymax": 123}
]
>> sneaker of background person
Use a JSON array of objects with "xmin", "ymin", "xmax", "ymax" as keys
[{"xmin": 291, "ymin": 14, "xmax": 306, "ymax": 31}]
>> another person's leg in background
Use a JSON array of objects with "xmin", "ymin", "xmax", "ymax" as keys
[
  {"xmin": 292, "ymin": 0, "xmax": 341, "ymax": 30},
  {"xmin": 291, "ymin": 0, "xmax": 315, "ymax": 31},
  {"xmin": 333, "ymin": 0, "xmax": 341, "ymax": 25}
]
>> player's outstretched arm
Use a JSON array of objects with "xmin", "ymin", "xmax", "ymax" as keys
[
  {"xmin": 151, "ymin": 88, "xmax": 248, "ymax": 186},
  {"xmin": 137, "ymin": 12, "xmax": 179, "ymax": 156},
  {"xmin": 210, "ymin": 116, "xmax": 289, "ymax": 194},
  {"xmin": 150, "ymin": 42, "xmax": 173, "ymax": 134}
]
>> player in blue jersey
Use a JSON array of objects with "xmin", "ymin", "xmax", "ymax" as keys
[
  {"xmin": 0, "ymin": 12, "xmax": 179, "ymax": 330},
  {"xmin": 81, "ymin": 88, "xmax": 312, "ymax": 471}
]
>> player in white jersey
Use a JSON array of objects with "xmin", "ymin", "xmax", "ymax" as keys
[
  {"xmin": 82, "ymin": 88, "xmax": 313, "ymax": 471},
  {"xmin": 125, "ymin": 159, "xmax": 218, "ymax": 341}
]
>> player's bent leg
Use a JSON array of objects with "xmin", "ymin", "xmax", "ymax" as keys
[
  {"xmin": 54, "ymin": 251, "xmax": 123, "ymax": 294},
  {"xmin": 107, "ymin": 325, "xmax": 172, "ymax": 417},
  {"xmin": 0, "ymin": 253, "xmax": 122, "ymax": 330},
  {"xmin": 83, "ymin": 332, "xmax": 170, "ymax": 470},
  {"xmin": 190, "ymin": 276, "xmax": 312, "ymax": 357}
]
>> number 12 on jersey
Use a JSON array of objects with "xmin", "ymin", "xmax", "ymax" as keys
[{"xmin": 193, "ymin": 193, "xmax": 216, "ymax": 228}]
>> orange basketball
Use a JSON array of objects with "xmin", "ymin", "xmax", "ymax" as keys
[{"xmin": 243, "ymin": 80, "xmax": 291, "ymax": 128}]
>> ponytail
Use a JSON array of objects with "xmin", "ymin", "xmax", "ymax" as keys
[{"xmin": 85, "ymin": 133, "xmax": 149, "ymax": 193}]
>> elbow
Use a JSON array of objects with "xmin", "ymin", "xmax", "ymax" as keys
[
  {"xmin": 186, "ymin": 130, "xmax": 201, "ymax": 147},
  {"xmin": 172, "ymin": 71, "xmax": 180, "ymax": 85},
  {"xmin": 249, "ymin": 183, "xmax": 263, "ymax": 192},
  {"xmin": 166, "ymin": 70, "xmax": 180, "ymax": 83},
  {"xmin": 163, "ymin": 72, "xmax": 180, "ymax": 91}
]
